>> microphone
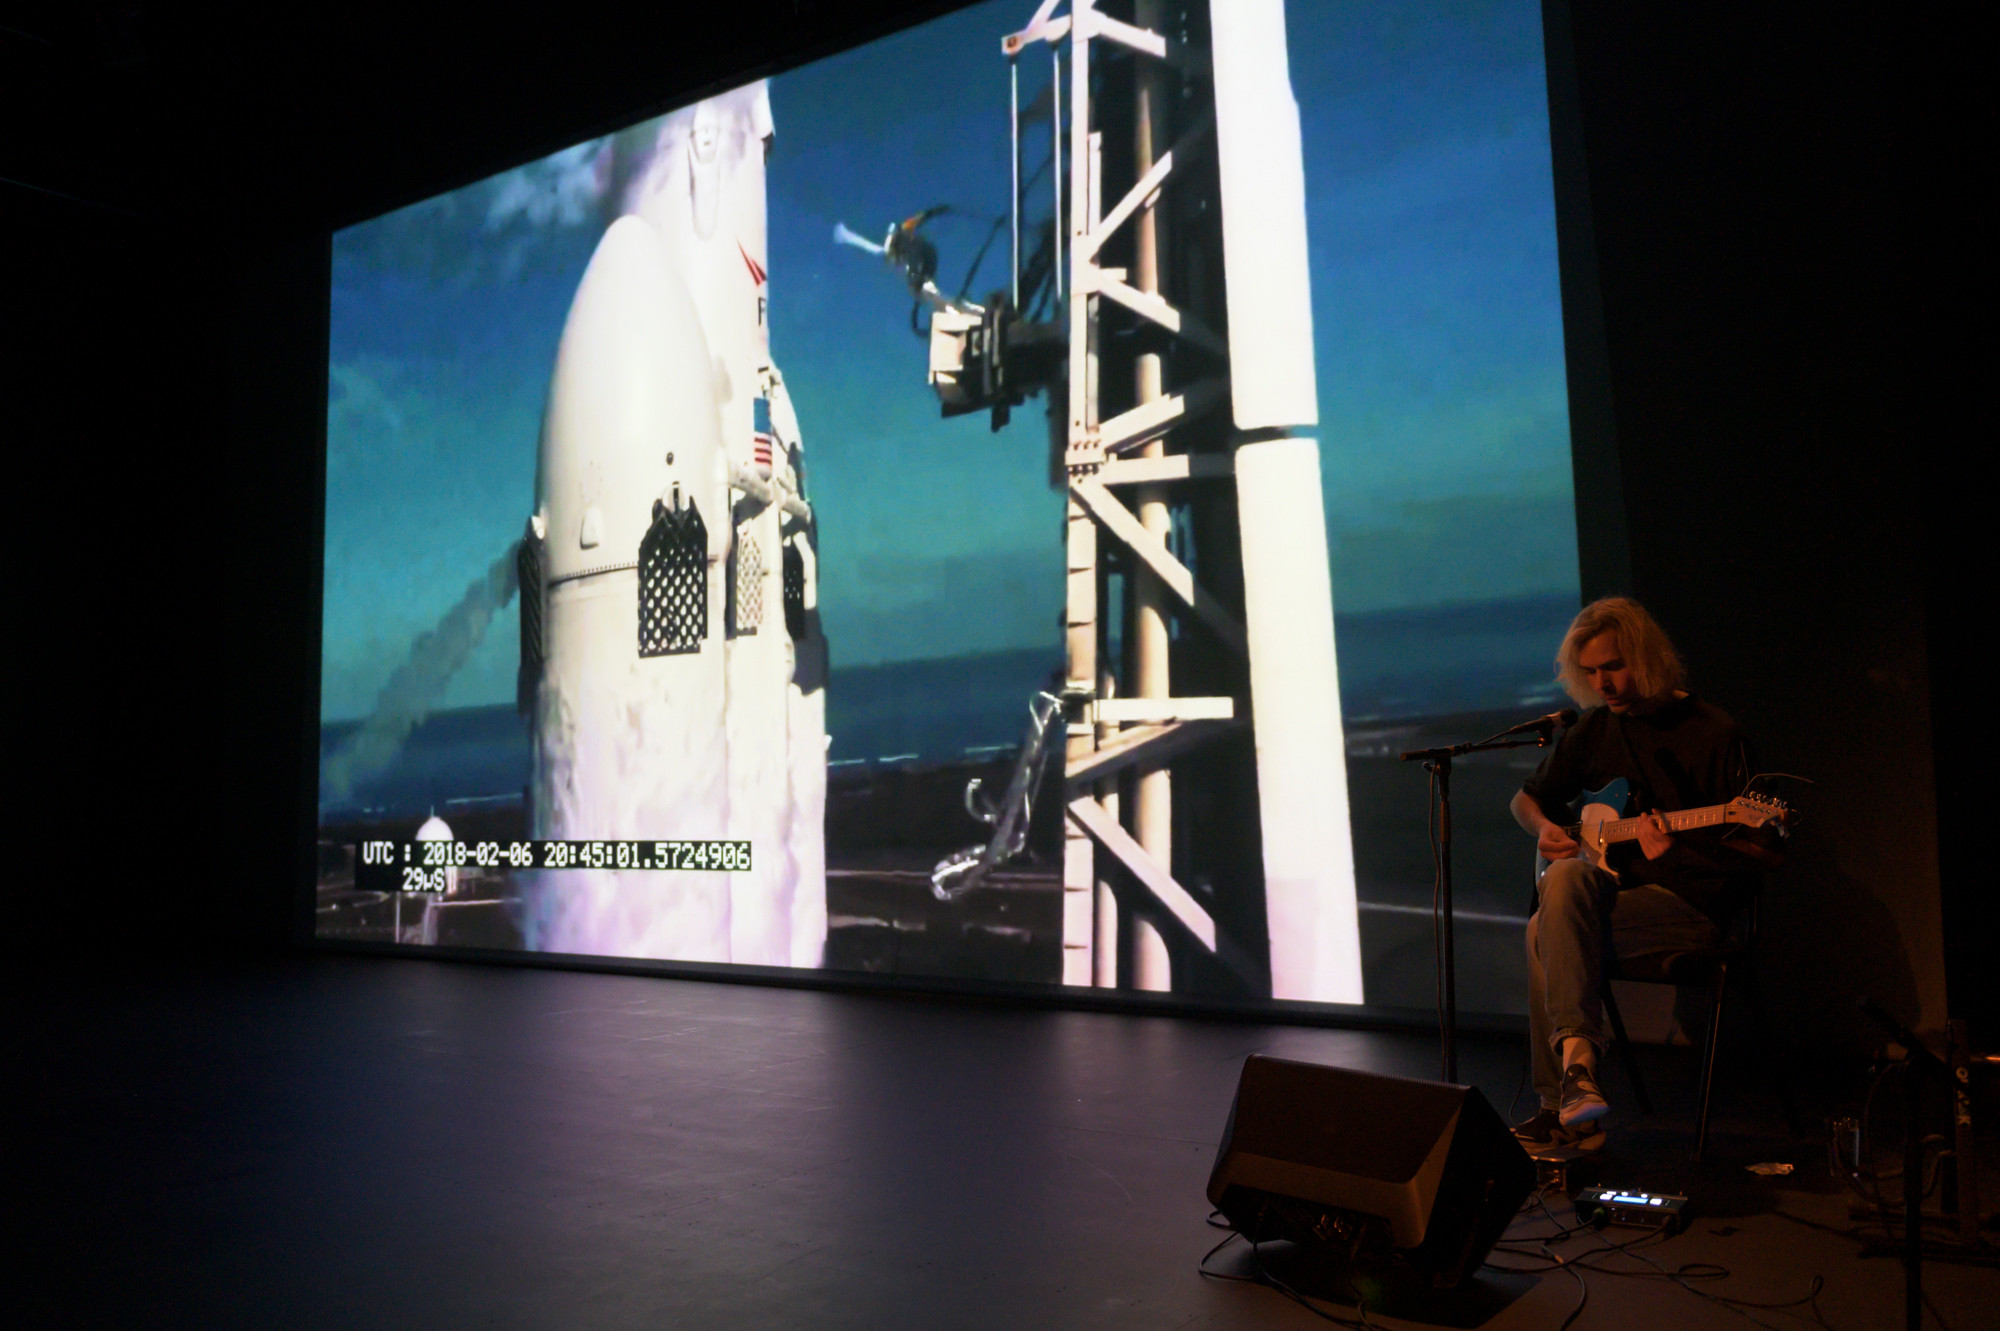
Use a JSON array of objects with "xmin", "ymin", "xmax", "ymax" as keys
[{"xmin": 1497, "ymin": 707, "xmax": 1577, "ymax": 738}]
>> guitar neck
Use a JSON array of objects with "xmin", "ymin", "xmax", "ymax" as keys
[{"xmin": 1565, "ymin": 804, "xmax": 1731, "ymax": 844}]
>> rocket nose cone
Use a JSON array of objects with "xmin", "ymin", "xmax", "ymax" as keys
[{"xmin": 540, "ymin": 215, "xmax": 721, "ymax": 583}]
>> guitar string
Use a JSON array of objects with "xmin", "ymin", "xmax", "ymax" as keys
[{"xmin": 1565, "ymin": 802, "xmax": 1763, "ymax": 841}]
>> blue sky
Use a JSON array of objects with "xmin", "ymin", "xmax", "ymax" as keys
[{"xmin": 322, "ymin": 0, "xmax": 1576, "ymax": 723}]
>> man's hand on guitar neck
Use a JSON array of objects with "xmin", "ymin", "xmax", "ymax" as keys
[{"xmin": 1636, "ymin": 809, "xmax": 1675, "ymax": 860}]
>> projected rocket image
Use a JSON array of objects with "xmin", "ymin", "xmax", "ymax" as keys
[
  {"xmin": 318, "ymin": 0, "xmax": 1584, "ymax": 1017},
  {"xmin": 519, "ymin": 86, "xmax": 827, "ymax": 966}
]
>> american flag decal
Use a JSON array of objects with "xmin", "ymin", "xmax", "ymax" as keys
[{"xmin": 753, "ymin": 397, "xmax": 774, "ymax": 476}]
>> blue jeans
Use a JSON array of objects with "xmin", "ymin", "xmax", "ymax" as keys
[{"xmin": 1526, "ymin": 858, "xmax": 1718, "ymax": 1110}]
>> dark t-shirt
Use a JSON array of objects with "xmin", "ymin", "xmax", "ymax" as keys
[{"xmin": 1520, "ymin": 694, "xmax": 1773, "ymax": 923}]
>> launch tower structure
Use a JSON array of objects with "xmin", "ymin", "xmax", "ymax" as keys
[{"xmin": 974, "ymin": 0, "xmax": 1363, "ymax": 1002}]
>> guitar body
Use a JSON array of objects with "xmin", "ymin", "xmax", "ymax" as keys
[
  {"xmin": 1536, "ymin": 778, "xmax": 1630, "ymax": 884},
  {"xmin": 1574, "ymin": 778, "xmax": 1633, "ymax": 881}
]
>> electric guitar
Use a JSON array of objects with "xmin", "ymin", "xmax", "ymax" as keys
[{"xmin": 1539, "ymin": 779, "xmax": 1791, "ymax": 882}]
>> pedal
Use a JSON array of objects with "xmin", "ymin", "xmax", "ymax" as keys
[
  {"xmin": 1573, "ymin": 1186, "xmax": 1689, "ymax": 1234},
  {"xmin": 1527, "ymin": 1145, "xmax": 1601, "ymax": 1196}
]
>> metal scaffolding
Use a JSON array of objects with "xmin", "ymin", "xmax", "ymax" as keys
[{"xmin": 998, "ymin": 0, "xmax": 1362, "ymax": 1002}]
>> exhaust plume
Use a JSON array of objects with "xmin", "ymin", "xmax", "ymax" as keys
[{"xmin": 325, "ymin": 545, "xmax": 521, "ymax": 802}]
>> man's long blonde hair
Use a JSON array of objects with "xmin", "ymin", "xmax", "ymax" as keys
[{"xmin": 1556, "ymin": 597, "xmax": 1686, "ymax": 708}]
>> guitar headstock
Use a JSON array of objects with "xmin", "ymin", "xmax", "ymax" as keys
[{"xmin": 1724, "ymin": 792, "xmax": 1791, "ymax": 828}]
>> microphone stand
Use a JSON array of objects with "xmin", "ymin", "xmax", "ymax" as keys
[
  {"xmin": 1856, "ymin": 998, "xmax": 1957, "ymax": 1331},
  {"xmin": 1400, "ymin": 721, "xmax": 1562, "ymax": 1084}
]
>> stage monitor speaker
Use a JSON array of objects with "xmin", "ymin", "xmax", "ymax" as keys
[{"xmin": 1207, "ymin": 1054, "xmax": 1535, "ymax": 1287}]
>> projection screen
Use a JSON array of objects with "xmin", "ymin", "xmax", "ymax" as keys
[{"xmin": 316, "ymin": 0, "xmax": 1583, "ymax": 1017}]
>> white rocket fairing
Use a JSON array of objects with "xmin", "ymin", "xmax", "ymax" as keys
[
  {"xmin": 527, "ymin": 213, "xmax": 733, "ymax": 959},
  {"xmin": 523, "ymin": 81, "xmax": 826, "ymax": 966}
]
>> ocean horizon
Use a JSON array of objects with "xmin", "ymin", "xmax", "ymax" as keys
[{"xmin": 319, "ymin": 591, "xmax": 1575, "ymax": 819}]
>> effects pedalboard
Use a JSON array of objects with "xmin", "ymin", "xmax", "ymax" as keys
[{"xmin": 1572, "ymin": 1187, "xmax": 1689, "ymax": 1233}]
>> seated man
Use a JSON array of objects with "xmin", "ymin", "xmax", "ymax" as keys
[{"xmin": 1510, "ymin": 597, "xmax": 1778, "ymax": 1151}]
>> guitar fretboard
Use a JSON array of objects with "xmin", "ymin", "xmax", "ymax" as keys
[{"xmin": 1564, "ymin": 804, "xmax": 1730, "ymax": 844}]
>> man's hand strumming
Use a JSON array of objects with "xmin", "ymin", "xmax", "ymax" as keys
[{"xmin": 1537, "ymin": 823, "xmax": 1579, "ymax": 860}]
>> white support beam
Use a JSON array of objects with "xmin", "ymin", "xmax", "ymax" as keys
[
  {"xmin": 1098, "ymin": 378, "xmax": 1227, "ymax": 456},
  {"xmin": 1084, "ymin": 112, "xmax": 1211, "ymax": 261},
  {"xmin": 1071, "ymin": 476, "xmax": 1247, "ymax": 654},
  {"xmin": 1084, "ymin": 149, "xmax": 1173, "ymax": 262},
  {"xmin": 1002, "ymin": 0, "xmax": 1067, "ymax": 54},
  {"xmin": 1062, "ymin": 830, "xmax": 1094, "ymax": 984},
  {"xmin": 1094, "ymin": 275, "xmax": 1229, "ymax": 357},
  {"xmin": 1094, "ymin": 696, "xmax": 1234, "ymax": 724},
  {"xmin": 1082, "ymin": 8, "xmax": 1168, "ymax": 59},
  {"xmin": 1097, "ymin": 449, "xmax": 1234, "ymax": 486},
  {"xmin": 1094, "ymin": 392, "xmax": 1186, "ymax": 456},
  {"xmin": 1064, "ymin": 8, "xmax": 1097, "ymax": 472},
  {"xmin": 1060, "ymin": 2, "xmax": 1100, "ymax": 983},
  {"xmin": 1066, "ymin": 796, "xmax": 1214, "ymax": 950},
  {"xmin": 1064, "ymin": 717, "xmax": 1237, "ymax": 787}
]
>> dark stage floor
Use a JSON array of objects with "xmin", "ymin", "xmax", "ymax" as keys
[{"xmin": 21, "ymin": 956, "xmax": 1996, "ymax": 1328}]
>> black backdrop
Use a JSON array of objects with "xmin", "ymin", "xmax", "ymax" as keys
[{"xmin": 5, "ymin": 1, "xmax": 1978, "ymax": 1048}]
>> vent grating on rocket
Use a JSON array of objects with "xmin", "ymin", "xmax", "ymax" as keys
[
  {"xmin": 728, "ymin": 523, "xmax": 764, "ymax": 637},
  {"xmin": 638, "ymin": 499, "xmax": 708, "ymax": 657}
]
